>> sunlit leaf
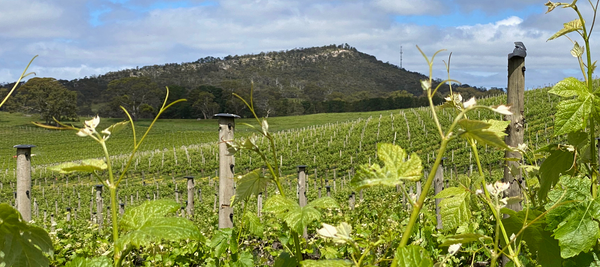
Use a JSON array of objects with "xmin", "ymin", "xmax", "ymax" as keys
[
  {"xmin": 301, "ymin": 260, "xmax": 352, "ymax": 267},
  {"xmin": 440, "ymin": 233, "xmax": 490, "ymax": 246},
  {"xmin": 351, "ymin": 143, "xmax": 423, "ymax": 189},
  {"xmin": 435, "ymin": 186, "xmax": 471, "ymax": 231},
  {"xmin": 101, "ymin": 121, "xmax": 128, "ymax": 136},
  {"xmin": 49, "ymin": 159, "xmax": 107, "ymax": 174},
  {"xmin": 65, "ymin": 256, "xmax": 112, "ymax": 267},
  {"xmin": 548, "ymin": 19, "xmax": 583, "ymax": 41},
  {"xmin": 538, "ymin": 148, "xmax": 575, "ymax": 202},
  {"xmin": 235, "ymin": 169, "xmax": 270, "ymax": 204},
  {"xmin": 549, "ymin": 77, "xmax": 588, "ymax": 98},
  {"xmin": 457, "ymin": 119, "xmax": 510, "ymax": 149},
  {"xmin": 394, "ymin": 245, "xmax": 433, "ymax": 267}
]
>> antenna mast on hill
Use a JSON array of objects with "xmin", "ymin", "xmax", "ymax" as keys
[{"xmin": 400, "ymin": 46, "xmax": 403, "ymax": 69}]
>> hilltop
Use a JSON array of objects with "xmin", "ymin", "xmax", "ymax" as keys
[{"xmin": 2, "ymin": 44, "xmax": 501, "ymax": 119}]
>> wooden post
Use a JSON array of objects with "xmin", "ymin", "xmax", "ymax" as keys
[
  {"xmin": 95, "ymin": 185, "xmax": 103, "ymax": 230},
  {"xmin": 66, "ymin": 207, "xmax": 71, "ymax": 222},
  {"xmin": 257, "ymin": 193, "xmax": 263, "ymax": 218},
  {"xmin": 504, "ymin": 42, "xmax": 526, "ymax": 213},
  {"xmin": 119, "ymin": 203, "xmax": 125, "ymax": 215},
  {"xmin": 349, "ymin": 192, "xmax": 355, "ymax": 210},
  {"xmin": 186, "ymin": 176, "xmax": 194, "ymax": 218},
  {"xmin": 15, "ymin": 144, "xmax": 35, "ymax": 222},
  {"xmin": 435, "ymin": 159, "xmax": 446, "ymax": 230},
  {"xmin": 215, "ymin": 113, "xmax": 239, "ymax": 229},
  {"xmin": 297, "ymin": 165, "xmax": 307, "ymax": 238}
]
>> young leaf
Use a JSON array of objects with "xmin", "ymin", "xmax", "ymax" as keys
[
  {"xmin": 101, "ymin": 121, "xmax": 128, "ymax": 136},
  {"xmin": 0, "ymin": 204, "xmax": 53, "ymax": 267},
  {"xmin": 351, "ymin": 143, "xmax": 422, "ymax": 189},
  {"xmin": 243, "ymin": 212, "xmax": 264, "ymax": 238},
  {"xmin": 538, "ymin": 149, "xmax": 575, "ymax": 201},
  {"xmin": 550, "ymin": 77, "xmax": 588, "ymax": 98},
  {"xmin": 553, "ymin": 96, "xmax": 593, "ymax": 136},
  {"xmin": 210, "ymin": 228, "xmax": 233, "ymax": 258},
  {"xmin": 263, "ymin": 196, "xmax": 338, "ymax": 234},
  {"xmin": 300, "ymin": 260, "xmax": 353, "ymax": 267},
  {"xmin": 440, "ymin": 233, "xmax": 490, "ymax": 246},
  {"xmin": 436, "ymin": 187, "xmax": 471, "ymax": 231},
  {"xmin": 457, "ymin": 119, "xmax": 510, "ymax": 149},
  {"xmin": 235, "ymin": 169, "xmax": 270, "ymax": 204},
  {"xmin": 49, "ymin": 159, "xmax": 107, "ymax": 174},
  {"xmin": 274, "ymin": 252, "xmax": 296, "ymax": 267},
  {"xmin": 65, "ymin": 256, "xmax": 112, "ymax": 267},
  {"xmin": 116, "ymin": 200, "xmax": 202, "ymax": 256},
  {"xmin": 547, "ymin": 18, "xmax": 584, "ymax": 41},
  {"xmin": 394, "ymin": 245, "xmax": 433, "ymax": 267}
]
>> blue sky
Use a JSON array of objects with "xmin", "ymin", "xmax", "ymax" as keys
[{"xmin": 0, "ymin": 0, "xmax": 589, "ymax": 89}]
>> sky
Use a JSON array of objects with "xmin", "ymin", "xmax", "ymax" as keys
[{"xmin": 0, "ymin": 0, "xmax": 595, "ymax": 90}]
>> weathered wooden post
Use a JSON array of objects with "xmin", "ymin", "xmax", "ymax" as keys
[
  {"xmin": 66, "ymin": 207, "xmax": 72, "ymax": 222},
  {"xmin": 119, "ymin": 203, "xmax": 125, "ymax": 215},
  {"xmin": 257, "ymin": 192, "xmax": 263, "ymax": 218},
  {"xmin": 95, "ymin": 185, "xmax": 103, "ymax": 230},
  {"xmin": 504, "ymin": 42, "xmax": 526, "ymax": 213},
  {"xmin": 15, "ymin": 144, "xmax": 35, "ymax": 222},
  {"xmin": 349, "ymin": 192, "xmax": 355, "ymax": 210},
  {"xmin": 297, "ymin": 165, "xmax": 308, "ymax": 238},
  {"xmin": 186, "ymin": 176, "xmax": 194, "ymax": 218},
  {"xmin": 215, "ymin": 113, "xmax": 240, "ymax": 229},
  {"xmin": 434, "ymin": 158, "xmax": 446, "ymax": 230},
  {"xmin": 198, "ymin": 188, "xmax": 202, "ymax": 203}
]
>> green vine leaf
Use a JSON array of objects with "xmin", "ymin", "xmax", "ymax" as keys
[
  {"xmin": 0, "ymin": 204, "xmax": 53, "ymax": 267},
  {"xmin": 550, "ymin": 77, "xmax": 588, "ymax": 98},
  {"xmin": 435, "ymin": 186, "xmax": 471, "ymax": 231},
  {"xmin": 65, "ymin": 256, "xmax": 112, "ymax": 267},
  {"xmin": 49, "ymin": 159, "xmax": 107, "ymax": 174},
  {"xmin": 263, "ymin": 195, "xmax": 338, "ymax": 234},
  {"xmin": 440, "ymin": 233, "xmax": 490, "ymax": 246},
  {"xmin": 545, "ymin": 176, "xmax": 600, "ymax": 258},
  {"xmin": 351, "ymin": 143, "xmax": 422, "ymax": 189},
  {"xmin": 243, "ymin": 211, "xmax": 264, "ymax": 238},
  {"xmin": 300, "ymin": 260, "xmax": 353, "ymax": 266},
  {"xmin": 116, "ymin": 200, "xmax": 203, "ymax": 257},
  {"xmin": 548, "ymin": 18, "xmax": 584, "ymax": 41},
  {"xmin": 502, "ymin": 209, "xmax": 561, "ymax": 267},
  {"xmin": 538, "ymin": 148, "xmax": 575, "ymax": 202},
  {"xmin": 457, "ymin": 119, "xmax": 510, "ymax": 149},
  {"xmin": 210, "ymin": 228, "xmax": 233, "ymax": 258},
  {"xmin": 554, "ymin": 95, "xmax": 594, "ymax": 136},
  {"xmin": 234, "ymin": 169, "xmax": 269, "ymax": 204},
  {"xmin": 394, "ymin": 245, "xmax": 433, "ymax": 267}
]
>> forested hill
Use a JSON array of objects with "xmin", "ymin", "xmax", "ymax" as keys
[{"xmin": 2, "ymin": 44, "xmax": 502, "ymax": 119}]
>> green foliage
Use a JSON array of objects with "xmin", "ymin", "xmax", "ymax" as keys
[
  {"xmin": 49, "ymin": 159, "xmax": 108, "ymax": 174},
  {"xmin": 394, "ymin": 245, "xmax": 433, "ymax": 267},
  {"xmin": 538, "ymin": 147, "xmax": 575, "ymax": 201},
  {"xmin": 435, "ymin": 186, "xmax": 471, "ymax": 231},
  {"xmin": 548, "ymin": 19, "xmax": 584, "ymax": 41},
  {"xmin": 0, "ymin": 204, "xmax": 53, "ymax": 267},
  {"xmin": 457, "ymin": 119, "xmax": 510, "ymax": 149},
  {"xmin": 502, "ymin": 209, "xmax": 562, "ymax": 267},
  {"xmin": 545, "ymin": 176, "xmax": 600, "ymax": 258},
  {"xmin": 352, "ymin": 143, "xmax": 422, "ymax": 189},
  {"xmin": 300, "ymin": 259, "xmax": 353, "ymax": 266},
  {"xmin": 263, "ymin": 195, "xmax": 338, "ymax": 234},
  {"xmin": 12, "ymin": 77, "xmax": 79, "ymax": 124},
  {"xmin": 116, "ymin": 200, "xmax": 203, "ymax": 257},
  {"xmin": 65, "ymin": 256, "xmax": 112, "ymax": 267},
  {"xmin": 439, "ymin": 233, "xmax": 490, "ymax": 247},
  {"xmin": 234, "ymin": 169, "xmax": 269, "ymax": 204}
]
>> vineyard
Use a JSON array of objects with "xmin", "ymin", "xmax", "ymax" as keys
[{"xmin": 0, "ymin": 85, "xmax": 568, "ymax": 266}]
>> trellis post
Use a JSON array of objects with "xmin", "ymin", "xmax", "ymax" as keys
[
  {"xmin": 215, "ymin": 113, "xmax": 240, "ymax": 229},
  {"xmin": 15, "ymin": 144, "xmax": 35, "ymax": 222}
]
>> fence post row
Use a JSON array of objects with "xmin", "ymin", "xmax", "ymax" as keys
[{"xmin": 15, "ymin": 144, "xmax": 35, "ymax": 222}]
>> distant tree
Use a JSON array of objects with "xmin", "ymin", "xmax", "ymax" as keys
[
  {"xmin": 193, "ymin": 91, "xmax": 220, "ymax": 119},
  {"xmin": 105, "ymin": 77, "xmax": 161, "ymax": 120},
  {"xmin": 16, "ymin": 77, "xmax": 78, "ymax": 124}
]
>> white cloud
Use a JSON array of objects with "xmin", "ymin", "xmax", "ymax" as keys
[{"xmin": 373, "ymin": 0, "xmax": 447, "ymax": 15}]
